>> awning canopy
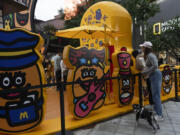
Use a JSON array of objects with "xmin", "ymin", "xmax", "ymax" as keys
[
  {"xmin": 56, "ymin": 25, "xmax": 123, "ymax": 39},
  {"xmin": 0, "ymin": 0, "xmax": 28, "ymax": 15}
]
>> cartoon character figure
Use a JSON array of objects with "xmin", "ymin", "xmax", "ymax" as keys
[
  {"xmin": 63, "ymin": 46, "xmax": 108, "ymax": 118},
  {"xmin": 162, "ymin": 65, "xmax": 173, "ymax": 95},
  {"xmin": 113, "ymin": 47, "xmax": 134, "ymax": 106},
  {"xmin": 118, "ymin": 48, "xmax": 131, "ymax": 75},
  {"xmin": 87, "ymin": 15, "xmax": 92, "ymax": 24},
  {"xmin": 0, "ymin": 28, "xmax": 45, "ymax": 133},
  {"xmin": 4, "ymin": 14, "xmax": 15, "ymax": 30},
  {"xmin": 95, "ymin": 9, "xmax": 102, "ymax": 20},
  {"xmin": 4, "ymin": 0, "xmax": 37, "ymax": 31},
  {"xmin": 4, "ymin": 20, "xmax": 11, "ymax": 30}
]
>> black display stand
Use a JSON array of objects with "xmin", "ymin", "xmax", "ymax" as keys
[
  {"xmin": 172, "ymin": 69, "xmax": 180, "ymax": 102},
  {"xmin": 138, "ymin": 74, "xmax": 143, "ymax": 107},
  {"xmin": 55, "ymin": 83, "xmax": 74, "ymax": 135}
]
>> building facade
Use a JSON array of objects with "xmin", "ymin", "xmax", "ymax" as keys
[
  {"xmin": 35, "ymin": 15, "xmax": 65, "ymax": 57},
  {"xmin": 148, "ymin": 0, "xmax": 180, "ymax": 64}
]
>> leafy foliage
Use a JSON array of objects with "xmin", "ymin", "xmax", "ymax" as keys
[
  {"xmin": 43, "ymin": 24, "xmax": 57, "ymax": 40},
  {"xmin": 43, "ymin": 24, "xmax": 56, "ymax": 34},
  {"xmin": 118, "ymin": 0, "xmax": 160, "ymax": 24}
]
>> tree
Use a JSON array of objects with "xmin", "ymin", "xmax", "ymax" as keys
[
  {"xmin": 118, "ymin": 0, "xmax": 159, "ymax": 25},
  {"xmin": 62, "ymin": 0, "xmax": 112, "ymax": 29},
  {"xmin": 146, "ymin": 17, "xmax": 180, "ymax": 63},
  {"xmin": 62, "ymin": 0, "xmax": 159, "ymax": 29},
  {"xmin": 43, "ymin": 24, "xmax": 57, "ymax": 40},
  {"xmin": 58, "ymin": 6, "xmax": 84, "ymax": 47}
]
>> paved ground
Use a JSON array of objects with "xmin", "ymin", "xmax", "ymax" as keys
[{"xmin": 73, "ymin": 101, "xmax": 180, "ymax": 135}]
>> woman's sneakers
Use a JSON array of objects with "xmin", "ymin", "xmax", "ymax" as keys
[{"xmin": 155, "ymin": 115, "xmax": 164, "ymax": 121}]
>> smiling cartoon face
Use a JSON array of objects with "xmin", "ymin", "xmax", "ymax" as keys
[
  {"xmin": 73, "ymin": 65, "xmax": 106, "ymax": 118},
  {"xmin": 0, "ymin": 66, "xmax": 43, "ymax": 132},
  {"xmin": 74, "ymin": 65, "xmax": 104, "ymax": 93},
  {"xmin": 16, "ymin": 12, "xmax": 29, "ymax": 26},
  {"xmin": 118, "ymin": 51, "xmax": 133, "ymax": 105},
  {"xmin": 15, "ymin": 0, "xmax": 37, "ymax": 31},
  {"xmin": 15, "ymin": 0, "xmax": 31, "ymax": 27},
  {"xmin": 117, "ymin": 77, "xmax": 134, "ymax": 105},
  {"xmin": 118, "ymin": 52, "xmax": 131, "ymax": 75},
  {"xmin": 162, "ymin": 65, "xmax": 172, "ymax": 95}
]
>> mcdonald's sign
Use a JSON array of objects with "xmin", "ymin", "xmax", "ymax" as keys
[
  {"xmin": 153, "ymin": 22, "xmax": 161, "ymax": 35},
  {"xmin": 20, "ymin": 112, "xmax": 29, "ymax": 120}
]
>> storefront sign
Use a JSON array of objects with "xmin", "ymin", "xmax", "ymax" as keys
[
  {"xmin": 153, "ymin": 22, "xmax": 161, "ymax": 35},
  {"xmin": 153, "ymin": 17, "xmax": 180, "ymax": 35}
]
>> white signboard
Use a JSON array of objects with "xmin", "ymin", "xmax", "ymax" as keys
[{"xmin": 161, "ymin": 17, "xmax": 180, "ymax": 32}]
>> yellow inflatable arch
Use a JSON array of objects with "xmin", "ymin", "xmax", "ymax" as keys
[
  {"xmin": 81, "ymin": 1, "xmax": 138, "ymax": 106},
  {"xmin": 63, "ymin": 1, "xmax": 139, "ymax": 121},
  {"xmin": 80, "ymin": 1, "xmax": 133, "ymax": 51}
]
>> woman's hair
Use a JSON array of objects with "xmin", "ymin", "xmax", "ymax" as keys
[{"xmin": 144, "ymin": 47, "xmax": 153, "ymax": 60}]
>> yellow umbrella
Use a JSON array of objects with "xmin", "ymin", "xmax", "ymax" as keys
[{"xmin": 55, "ymin": 25, "xmax": 123, "ymax": 39}]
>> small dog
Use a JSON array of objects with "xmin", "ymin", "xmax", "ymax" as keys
[{"xmin": 132, "ymin": 104, "xmax": 160, "ymax": 133}]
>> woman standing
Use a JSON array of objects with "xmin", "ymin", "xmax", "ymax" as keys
[{"xmin": 140, "ymin": 41, "xmax": 164, "ymax": 121}]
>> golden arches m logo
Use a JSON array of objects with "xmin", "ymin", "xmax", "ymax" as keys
[
  {"xmin": 20, "ymin": 112, "xmax": 29, "ymax": 120},
  {"xmin": 153, "ymin": 22, "xmax": 161, "ymax": 35}
]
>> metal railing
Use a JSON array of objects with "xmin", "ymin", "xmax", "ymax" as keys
[{"xmin": 0, "ymin": 69, "xmax": 179, "ymax": 135}]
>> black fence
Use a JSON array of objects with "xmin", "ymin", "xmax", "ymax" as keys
[{"xmin": 0, "ymin": 69, "xmax": 179, "ymax": 135}]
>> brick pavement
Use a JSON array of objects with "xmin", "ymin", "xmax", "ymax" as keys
[{"xmin": 73, "ymin": 101, "xmax": 180, "ymax": 135}]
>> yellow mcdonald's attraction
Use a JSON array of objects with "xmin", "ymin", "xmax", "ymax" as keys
[
  {"xmin": 56, "ymin": 1, "xmax": 139, "ymax": 128},
  {"xmin": 55, "ymin": 1, "xmax": 177, "ymax": 132}
]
